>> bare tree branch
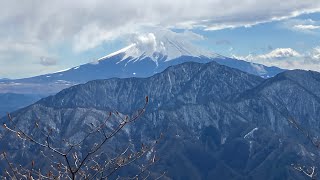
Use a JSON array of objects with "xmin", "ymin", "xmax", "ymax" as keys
[{"xmin": 1, "ymin": 96, "xmax": 164, "ymax": 179}]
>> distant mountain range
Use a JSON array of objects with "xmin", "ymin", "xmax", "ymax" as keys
[
  {"xmin": 1, "ymin": 61, "xmax": 317, "ymax": 179},
  {"xmin": 0, "ymin": 33, "xmax": 284, "ymax": 118},
  {"xmin": 0, "ymin": 93, "xmax": 45, "ymax": 117},
  {"xmin": 0, "ymin": 32, "xmax": 284, "ymax": 95}
]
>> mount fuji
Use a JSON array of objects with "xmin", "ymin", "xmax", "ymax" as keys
[{"xmin": 0, "ymin": 31, "xmax": 284, "ymax": 95}]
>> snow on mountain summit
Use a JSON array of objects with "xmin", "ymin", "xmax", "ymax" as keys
[
  {"xmin": 0, "ymin": 30, "xmax": 285, "ymax": 95},
  {"xmin": 98, "ymin": 30, "xmax": 220, "ymax": 65}
]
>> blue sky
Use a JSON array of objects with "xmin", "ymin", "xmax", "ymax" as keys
[
  {"xmin": 0, "ymin": 0, "xmax": 320, "ymax": 78},
  {"xmin": 196, "ymin": 13, "xmax": 320, "ymax": 56}
]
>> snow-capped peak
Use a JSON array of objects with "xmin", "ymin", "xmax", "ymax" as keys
[{"xmin": 98, "ymin": 30, "xmax": 220, "ymax": 65}]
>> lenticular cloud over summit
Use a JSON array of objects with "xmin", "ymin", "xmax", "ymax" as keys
[{"xmin": 134, "ymin": 33, "xmax": 158, "ymax": 52}]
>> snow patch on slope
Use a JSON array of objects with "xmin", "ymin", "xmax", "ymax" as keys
[
  {"xmin": 54, "ymin": 68, "xmax": 72, "ymax": 74},
  {"xmin": 97, "ymin": 44, "xmax": 136, "ymax": 61},
  {"xmin": 244, "ymin": 127, "xmax": 258, "ymax": 139}
]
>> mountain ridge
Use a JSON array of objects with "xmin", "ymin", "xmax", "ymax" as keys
[
  {"xmin": 37, "ymin": 61, "xmax": 263, "ymax": 111},
  {"xmin": 1, "ymin": 60, "xmax": 318, "ymax": 179}
]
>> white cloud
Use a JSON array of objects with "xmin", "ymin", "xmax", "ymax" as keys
[
  {"xmin": 233, "ymin": 47, "xmax": 320, "ymax": 71},
  {"xmin": 282, "ymin": 18, "xmax": 320, "ymax": 33},
  {"xmin": 135, "ymin": 33, "xmax": 158, "ymax": 52},
  {"xmin": 313, "ymin": 47, "xmax": 320, "ymax": 59},
  {"xmin": 39, "ymin": 56, "xmax": 58, "ymax": 66},
  {"xmin": 0, "ymin": 41, "xmax": 45, "ymax": 56},
  {"xmin": 72, "ymin": 23, "xmax": 140, "ymax": 52},
  {"xmin": 1, "ymin": 0, "xmax": 320, "ymax": 52},
  {"xmin": 308, "ymin": 47, "xmax": 320, "ymax": 60},
  {"xmin": 127, "ymin": 29, "xmax": 205, "ymax": 52},
  {"xmin": 258, "ymin": 48, "xmax": 301, "ymax": 59},
  {"xmin": 293, "ymin": 24, "xmax": 320, "ymax": 30},
  {"xmin": 1, "ymin": 0, "xmax": 320, "ymax": 77},
  {"xmin": 0, "ymin": 40, "xmax": 60, "ymax": 78},
  {"xmin": 233, "ymin": 48, "xmax": 301, "ymax": 63}
]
